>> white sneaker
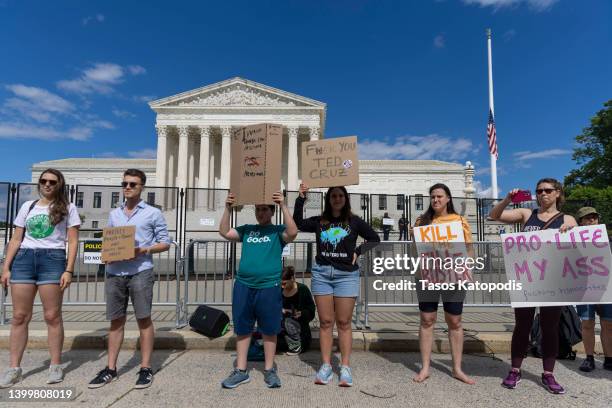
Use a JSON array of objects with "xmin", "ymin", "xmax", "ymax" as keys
[
  {"xmin": 0, "ymin": 367, "xmax": 23, "ymax": 388},
  {"xmin": 47, "ymin": 364, "xmax": 64, "ymax": 384}
]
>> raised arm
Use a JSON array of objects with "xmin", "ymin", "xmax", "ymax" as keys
[
  {"xmin": 219, "ymin": 192, "xmax": 241, "ymax": 242},
  {"xmin": 273, "ymin": 191, "xmax": 298, "ymax": 244},
  {"xmin": 293, "ymin": 183, "xmax": 319, "ymax": 233},
  {"xmin": 488, "ymin": 188, "xmax": 532, "ymax": 225}
]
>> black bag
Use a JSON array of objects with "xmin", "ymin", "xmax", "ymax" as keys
[
  {"xmin": 530, "ymin": 306, "xmax": 582, "ymax": 360},
  {"xmin": 188, "ymin": 305, "xmax": 230, "ymax": 338}
]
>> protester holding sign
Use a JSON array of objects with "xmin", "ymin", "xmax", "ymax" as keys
[
  {"xmin": 573, "ymin": 207, "xmax": 612, "ymax": 372},
  {"xmin": 89, "ymin": 169, "xmax": 171, "ymax": 390},
  {"xmin": 412, "ymin": 183, "xmax": 475, "ymax": 385},
  {"xmin": 219, "ymin": 191, "xmax": 298, "ymax": 389},
  {"xmin": 294, "ymin": 183, "xmax": 379, "ymax": 387},
  {"xmin": 0, "ymin": 169, "xmax": 80, "ymax": 388},
  {"xmin": 489, "ymin": 178, "xmax": 577, "ymax": 394}
]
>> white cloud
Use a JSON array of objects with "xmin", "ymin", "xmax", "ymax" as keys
[
  {"xmin": 128, "ymin": 65, "xmax": 146, "ymax": 75},
  {"xmin": 462, "ymin": 0, "xmax": 559, "ymax": 12},
  {"xmin": 503, "ymin": 29, "xmax": 516, "ymax": 41},
  {"xmin": 473, "ymin": 180, "xmax": 494, "ymax": 198},
  {"xmin": 513, "ymin": 148, "xmax": 571, "ymax": 161},
  {"xmin": 82, "ymin": 14, "xmax": 105, "ymax": 25},
  {"xmin": 127, "ymin": 148, "xmax": 157, "ymax": 159},
  {"xmin": 133, "ymin": 95, "xmax": 156, "ymax": 103},
  {"xmin": 433, "ymin": 34, "xmax": 445, "ymax": 48},
  {"xmin": 112, "ymin": 108, "xmax": 136, "ymax": 118},
  {"xmin": 0, "ymin": 123, "xmax": 91, "ymax": 141},
  {"xmin": 5, "ymin": 84, "xmax": 74, "ymax": 114},
  {"xmin": 359, "ymin": 134, "xmax": 476, "ymax": 161},
  {"xmin": 57, "ymin": 62, "xmax": 146, "ymax": 95}
]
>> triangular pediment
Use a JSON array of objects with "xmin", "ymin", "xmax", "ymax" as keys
[{"xmin": 150, "ymin": 77, "xmax": 325, "ymax": 108}]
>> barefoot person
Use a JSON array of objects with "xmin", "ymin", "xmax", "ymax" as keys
[
  {"xmin": 294, "ymin": 184, "xmax": 379, "ymax": 387},
  {"xmin": 412, "ymin": 183, "xmax": 475, "ymax": 385},
  {"xmin": 489, "ymin": 178, "xmax": 577, "ymax": 394},
  {"xmin": 574, "ymin": 207, "xmax": 612, "ymax": 372},
  {"xmin": 219, "ymin": 191, "xmax": 298, "ymax": 389},
  {"xmin": 88, "ymin": 169, "xmax": 171, "ymax": 390},
  {"xmin": 0, "ymin": 169, "xmax": 80, "ymax": 388}
]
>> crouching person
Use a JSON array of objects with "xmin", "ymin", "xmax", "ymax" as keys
[
  {"xmin": 89, "ymin": 169, "xmax": 171, "ymax": 389},
  {"xmin": 279, "ymin": 266, "xmax": 316, "ymax": 355},
  {"xmin": 219, "ymin": 191, "xmax": 298, "ymax": 389}
]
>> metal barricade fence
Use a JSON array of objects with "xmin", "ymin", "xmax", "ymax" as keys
[
  {"xmin": 1, "ymin": 240, "xmax": 182, "ymax": 326},
  {"xmin": 361, "ymin": 240, "xmax": 510, "ymax": 328},
  {"xmin": 180, "ymin": 239, "xmax": 317, "ymax": 327}
]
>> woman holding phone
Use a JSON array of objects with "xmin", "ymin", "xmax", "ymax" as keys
[
  {"xmin": 0, "ymin": 169, "xmax": 80, "ymax": 388},
  {"xmin": 489, "ymin": 178, "xmax": 576, "ymax": 394}
]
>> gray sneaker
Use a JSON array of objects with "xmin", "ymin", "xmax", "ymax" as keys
[
  {"xmin": 221, "ymin": 369, "xmax": 250, "ymax": 389},
  {"xmin": 47, "ymin": 364, "xmax": 64, "ymax": 384},
  {"xmin": 0, "ymin": 367, "xmax": 23, "ymax": 388},
  {"xmin": 264, "ymin": 367, "xmax": 281, "ymax": 388}
]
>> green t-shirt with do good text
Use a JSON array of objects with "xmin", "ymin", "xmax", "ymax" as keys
[{"xmin": 235, "ymin": 224, "xmax": 286, "ymax": 289}]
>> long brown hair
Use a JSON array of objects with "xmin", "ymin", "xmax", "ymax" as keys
[
  {"xmin": 536, "ymin": 178, "xmax": 565, "ymax": 209},
  {"xmin": 322, "ymin": 186, "xmax": 353, "ymax": 223},
  {"xmin": 38, "ymin": 168, "xmax": 69, "ymax": 225},
  {"xmin": 417, "ymin": 183, "xmax": 458, "ymax": 226}
]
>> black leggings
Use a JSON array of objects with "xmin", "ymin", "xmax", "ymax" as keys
[{"xmin": 511, "ymin": 306, "xmax": 562, "ymax": 372}]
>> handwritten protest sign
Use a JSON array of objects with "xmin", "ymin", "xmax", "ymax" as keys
[
  {"xmin": 301, "ymin": 136, "xmax": 359, "ymax": 188},
  {"xmin": 230, "ymin": 123, "xmax": 283, "ymax": 205},
  {"xmin": 101, "ymin": 226, "xmax": 136, "ymax": 263},
  {"xmin": 413, "ymin": 221, "xmax": 470, "ymax": 283},
  {"xmin": 501, "ymin": 225, "xmax": 612, "ymax": 307}
]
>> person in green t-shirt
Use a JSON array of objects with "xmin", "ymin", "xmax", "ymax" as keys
[{"xmin": 218, "ymin": 191, "xmax": 298, "ymax": 389}]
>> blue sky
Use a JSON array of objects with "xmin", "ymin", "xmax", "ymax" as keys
[{"xmin": 0, "ymin": 0, "xmax": 610, "ymax": 197}]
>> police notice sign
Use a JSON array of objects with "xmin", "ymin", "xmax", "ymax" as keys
[{"xmin": 83, "ymin": 240, "xmax": 103, "ymax": 264}]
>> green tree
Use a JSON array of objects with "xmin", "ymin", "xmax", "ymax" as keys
[{"xmin": 564, "ymin": 100, "xmax": 612, "ymax": 189}]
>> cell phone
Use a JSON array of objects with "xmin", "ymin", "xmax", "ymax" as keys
[{"xmin": 511, "ymin": 190, "xmax": 532, "ymax": 204}]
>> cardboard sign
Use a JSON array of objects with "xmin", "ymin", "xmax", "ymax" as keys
[
  {"xmin": 230, "ymin": 123, "xmax": 283, "ymax": 205},
  {"xmin": 413, "ymin": 221, "xmax": 469, "ymax": 283},
  {"xmin": 101, "ymin": 226, "xmax": 136, "ymax": 263},
  {"xmin": 501, "ymin": 225, "xmax": 612, "ymax": 307},
  {"xmin": 301, "ymin": 136, "xmax": 359, "ymax": 188},
  {"xmin": 83, "ymin": 239, "xmax": 103, "ymax": 264},
  {"xmin": 382, "ymin": 218, "xmax": 394, "ymax": 226}
]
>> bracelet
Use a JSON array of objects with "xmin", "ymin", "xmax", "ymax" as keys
[{"xmin": 64, "ymin": 270, "xmax": 74, "ymax": 274}]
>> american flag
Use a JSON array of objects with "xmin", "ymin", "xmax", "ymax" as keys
[{"xmin": 487, "ymin": 108, "xmax": 498, "ymax": 159}]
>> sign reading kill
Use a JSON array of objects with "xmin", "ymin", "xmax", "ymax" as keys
[
  {"xmin": 501, "ymin": 225, "xmax": 612, "ymax": 307},
  {"xmin": 101, "ymin": 226, "xmax": 136, "ymax": 263},
  {"xmin": 301, "ymin": 136, "xmax": 359, "ymax": 188},
  {"xmin": 230, "ymin": 123, "xmax": 283, "ymax": 205}
]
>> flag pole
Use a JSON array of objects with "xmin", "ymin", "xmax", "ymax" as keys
[{"xmin": 487, "ymin": 28, "xmax": 498, "ymax": 199}]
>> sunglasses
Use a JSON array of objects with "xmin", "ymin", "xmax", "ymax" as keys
[
  {"xmin": 536, "ymin": 188, "xmax": 556, "ymax": 195},
  {"xmin": 39, "ymin": 178, "xmax": 58, "ymax": 186},
  {"xmin": 121, "ymin": 181, "xmax": 141, "ymax": 189}
]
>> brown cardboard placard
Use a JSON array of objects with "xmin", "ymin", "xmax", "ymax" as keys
[
  {"xmin": 101, "ymin": 226, "xmax": 136, "ymax": 263},
  {"xmin": 301, "ymin": 136, "xmax": 359, "ymax": 188},
  {"xmin": 230, "ymin": 123, "xmax": 283, "ymax": 205}
]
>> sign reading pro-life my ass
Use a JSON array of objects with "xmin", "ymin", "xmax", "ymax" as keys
[
  {"xmin": 501, "ymin": 225, "xmax": 612, "ymax": 307},
  {"xmin": 301, "ymin": 136, "xmax": 359, "ymax": 188},
  {"xmin": 230, "ymin": 123, "xmax": 283, "ymax": 205}
]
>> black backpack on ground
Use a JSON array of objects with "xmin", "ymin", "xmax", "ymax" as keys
[{"xmin": 530, "ymin": 306, "xmax": 582, "ymax": 360}]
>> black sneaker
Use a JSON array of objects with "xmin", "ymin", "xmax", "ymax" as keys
[
  {"xmin": 579, "ymin": 358, "xmax": 595, "ymax": 372},
  {"xmin": 134, "ymin": 367, "xmax": 154, "ymax": 389},
  {"xmin": 88, "ymin": 367, "xmax": 117, "ymax": 389}
]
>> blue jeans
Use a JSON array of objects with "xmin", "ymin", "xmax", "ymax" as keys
[{"xmin": 10, "ymin": 248, "xmax": 66, "ymax": 285}]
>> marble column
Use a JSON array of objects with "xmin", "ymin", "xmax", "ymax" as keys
[
  {"xmin": 176, "ymin": 125, "xmax": 189, "ymax": 188},
  {"xmin": 287, "ymin": 126, "xmax": 299, "ymax": 191},
  {"xmin": 188, "ymin": 136, "xmax": 195, "ymax": 188},
  {"xmin": 220, "ymin": 125, "xmax": 232, "ymax": 189},
  {"xmin": 309, "ymin": 126, "xmax": 320, "ymax": 141},
  {"xmin": 198, "ymin": 126, "xmax": 210, "ymax": 189},
  {"xmin": 155, "ymin": 125, "xmax": 167, "ymax": 186}
]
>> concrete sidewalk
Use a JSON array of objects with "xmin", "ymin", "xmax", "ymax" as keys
[{"xmin": 0, "ymin": 307, "xmax": 604, "ymax": 354}]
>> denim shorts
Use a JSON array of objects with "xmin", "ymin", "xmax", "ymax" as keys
[
  {"xmin": 576, "ymin": 304, "xmax": 612, "ymax": 321},
  {"xmin": 10, "ymin": 248, "xmax": 66, "ymax": 285},
  {"xmin": 311, "ymin": 263, "xmax": 360, "ymax": 298},
  {"xmin": 232, "ymin": 280, "xmax": 282, "ymax": 336}
]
